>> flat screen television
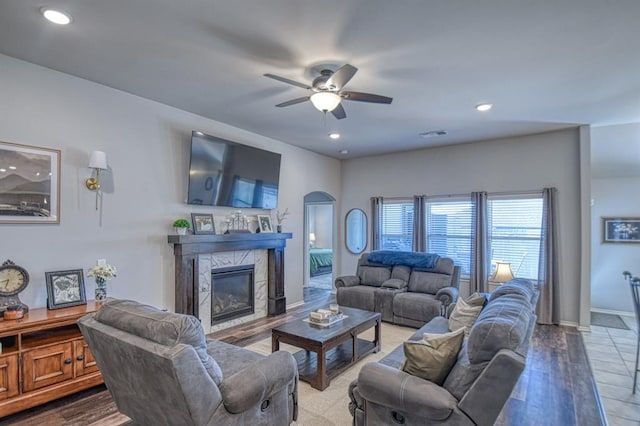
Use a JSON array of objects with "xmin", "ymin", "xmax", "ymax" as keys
[{"xmin": 187, "ymin": 131, "xmax": 281, "ymax": 209}]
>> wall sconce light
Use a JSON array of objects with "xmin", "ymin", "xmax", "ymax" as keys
[
  {"xmin": 490, "ymin": 261, "xmax": 515, "ymax": 284},
  {"xmin": 86, "ymin": 151, "xmax": 107, "ymax": 210},
  {"xmin": 309, "ymin": 232, "xmax": 316, "ymax": 248}
]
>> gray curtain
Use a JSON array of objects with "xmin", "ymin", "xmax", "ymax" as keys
[
  {"xmin": 413, "ymin": 195, "xmax": 426, "ymax": 252},
  {"xmin": 371, "ymin": 197, "xmax": 384, "ymax": 251},
  {"xmin": 470, "ymin": 191, "xmax": 489, "ymax": 293},
  {"xmin": 537, "ymin": 187, "xmax": 560, "ymax": 325}
]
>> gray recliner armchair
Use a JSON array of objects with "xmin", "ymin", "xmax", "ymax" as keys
[{"xmin": 78, "ymin": 299, "xmax": 298, "ymax": 426}]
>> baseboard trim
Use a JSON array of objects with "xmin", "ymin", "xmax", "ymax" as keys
[
  {"xmin": 287, "ymin": 300, "xmax": 305, "ymax": 310},
  {"xmin": 560, "ymin": 320, "xmax": 579, "ymax": 328}
]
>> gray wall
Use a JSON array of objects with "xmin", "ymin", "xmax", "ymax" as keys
[
  {"xmin": 0, "ymin": 54, "xmax": 341, "ymax": 310},
  {"xmin": 338, "ymin": 129, "xmax": 582, "ymax": 324}
]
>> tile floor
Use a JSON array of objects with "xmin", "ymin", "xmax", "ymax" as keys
[{"xmin": 582, "ymin": 314, "xmax": 639, "ymax": 425}]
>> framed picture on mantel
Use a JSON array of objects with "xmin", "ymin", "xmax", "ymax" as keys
[{"xmin": 0, "ymin": 141, "xmax": 61, "ymax": 224}]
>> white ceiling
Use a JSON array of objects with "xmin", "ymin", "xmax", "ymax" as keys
[{"xmin": 0, "ymin": 0, "xmax": 639, "ymax": 159}]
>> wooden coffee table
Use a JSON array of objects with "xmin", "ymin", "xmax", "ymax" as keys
[{"xmin": 271, "ymin": 306, "xmax": 381, "ymax": 390}]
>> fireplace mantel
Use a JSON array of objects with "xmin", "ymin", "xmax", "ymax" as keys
[{"xmin": 168, "ymin": 232, "xmax": 292, "ymax": 317}]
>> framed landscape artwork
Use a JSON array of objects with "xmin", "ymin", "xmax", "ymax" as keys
[
  {"xmin": 602, "ymin": 217, "xmax": 640, "ymax": 243},
  {"xmin": 0, "ymin": 141, "xmax": 61, "ymax": 224},
  {"xmin": 45, "ymin": 269, "xmax": 87, "ymax": 309}
]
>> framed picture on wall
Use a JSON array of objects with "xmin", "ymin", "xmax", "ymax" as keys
[
  {"xmin": 191, "ymin": 213, "xmax": 215, "ymax": 234},
  {"xmin": 602, "ymin": 217, "xmax": 640, "ymax": 243},
  {"xmin": 257, "ymin": 215, "xmax": 273, "ymax": 233},
  {"xmin": 45, "ymin": 269, "xmax": 87, "ymax": 309},
  {"xmin": 0, "ymin": 141, "xmax": 61, "ymax": 224}
]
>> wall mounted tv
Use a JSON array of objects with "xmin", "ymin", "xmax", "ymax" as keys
[{"xmin": 187, "ymin": 131, "xmax": 281, "ymax": 209}]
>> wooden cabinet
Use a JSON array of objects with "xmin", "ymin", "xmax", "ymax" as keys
[{"xmin": 0, "ymin": 301, "xmax": 103, "ymax": 417}]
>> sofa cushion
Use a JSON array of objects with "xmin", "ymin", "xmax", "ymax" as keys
[
  {"xmin": 401, "ymin": 327, "xmax": 465, "ymax": 385},
  {"xmin": 491, "ymin": 278, "xmax": 536, "ymax": 305},
  {"xmin": 408, "ymin": 270, "xmax": 452, "ymax": 294},
  {"xmin": 391, "ymin": 265, "xmax": 412, "ymax": 282},
  {"xmin": 467, "ymin": 295, "xmax": 532, "ymax": 364},
  {"xmin": 95, "ymin": 299, "xmax": 224, "ymax": 385},
  {"xmin": 336, "ymin": 286, "xmax": 376, "ymax": 311},
  {"xmin": 358, "ymin": 266, "xmax": 392, "ymax": 287},
  {"xmin": 448, "ymin": 293, "xmax": 486, "ymax": 336},
  {"xmin": 393, "ymin": 292, "xmax": 442, "ymax": 322}
]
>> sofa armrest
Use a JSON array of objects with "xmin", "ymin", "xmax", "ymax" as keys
[
  {"xmin": 335, "ymin": 275, "xmax": 360, "ymax": 288},
  {"xmin": 357, "ymin": 363, "xmax": 458, "ymax": 421},
  {"xmin": 220, "ymin": 351, "xmax": 297, "ymax": 414},
  {"xmin": 381, "ymin": 278, "xmax": 407, "ymax": 289},
  {"xmin": 435, "ymin": 286, "xmax": 459, "ymax": 311}
]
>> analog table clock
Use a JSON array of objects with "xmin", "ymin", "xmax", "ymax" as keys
[{"xmin": 0, "ymin": 259, "xmax": 30, "ymax": 316}]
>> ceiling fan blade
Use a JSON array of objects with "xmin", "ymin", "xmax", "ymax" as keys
[
  {"xmin": 331, "ymin": 103, "xmax": 347, "ymax": 120},
  {"xmin": 275, "ymin": 96, "xmax": 310, "ymax": 107},
  {"xmin": 264, "ymin": 73, "xmax": 311, "ymax": 90},
  {"xmin": 341, "ymin": 91, "xmax": 393, "ymax": 104},
  {"xmin": 326, "ymin": 64, "xmax": 358, "ymax": 90}
]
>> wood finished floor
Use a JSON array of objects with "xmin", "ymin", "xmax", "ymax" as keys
[{"xmin": 1, "ymin": 288, "xmax": 606, "ymax": 426}]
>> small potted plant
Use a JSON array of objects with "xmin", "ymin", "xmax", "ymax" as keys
[{"xmin": 173, "ymin": 219, "xmax": 190, "ymax": 235}]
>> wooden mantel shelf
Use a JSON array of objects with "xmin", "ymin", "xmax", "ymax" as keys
[{"xmin": 168, "ymin": 232, "xmax": 292, "ymax": 317}]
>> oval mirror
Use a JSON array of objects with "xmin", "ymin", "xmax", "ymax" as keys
[{"xmin": 345, "ymin": 208, "xmax": 367, "ymax": 254}]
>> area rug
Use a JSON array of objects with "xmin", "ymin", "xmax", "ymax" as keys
[
  {"xmin": 246, "ymin": 323, "xmax": 415, "ymax": 426},
  {"xmin": 590, "ymin": 312, "xmax": 630, "ymax": 330}
]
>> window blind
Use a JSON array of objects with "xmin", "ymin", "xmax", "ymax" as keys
[
  {"xmin": 487, "ymin": 196, "xmax": 543, "ymax": 280},
  {"xmin": 380, "ymin": 201, "xmax": 414, "ymax": 251},
  {"xmin": 425, "ymin": 198, "xmax": 473, "ymax": 276}
]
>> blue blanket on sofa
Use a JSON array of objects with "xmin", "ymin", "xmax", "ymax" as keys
[{"xmin": 367, "ymin": 251, "xmax": 440, "ymax": 269}]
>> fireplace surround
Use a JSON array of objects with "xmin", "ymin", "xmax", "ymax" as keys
[{"xmin": 168, "ymin": 232, "xmax": 292, "ymax": 321}]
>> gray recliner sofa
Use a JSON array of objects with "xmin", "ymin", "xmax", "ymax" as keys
[
  {"xmin": 349, "ymin": 278, "xmax": 539, "ymax": 426},
  {"xmin": 335, "ymin": 251, "xmax": 460, "ymax": 326},
  {"xmin": 78, "ymin": 299, "xmax": 298, "ymax": 426}
]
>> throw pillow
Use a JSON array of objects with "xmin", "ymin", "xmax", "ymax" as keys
[
  {"xmin": 401, "ymin": 327, "xmax": 465, "ymax": 385},
  {"xmin": 448, "ymin": 293, "xmax": 486, "ymax": 336}
]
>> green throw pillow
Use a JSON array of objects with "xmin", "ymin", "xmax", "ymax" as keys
[
  {"xmin": 448, "ymin": 293, "xmax": 486, "ymax": 336},
  {"xmin": 401, "ymin": 327, "xmax": 465, "ymax": 385}
]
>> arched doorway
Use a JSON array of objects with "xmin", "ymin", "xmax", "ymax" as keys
[{"xmin": 304, "ymin": 192, "xmax": 336, "ymax": 300}]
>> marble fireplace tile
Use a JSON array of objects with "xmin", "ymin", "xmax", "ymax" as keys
[
  {"xmin": 255, "ymin": 250, "xmax": 268, "ymax": 282},
  {"xmin": 235, "ymin": 250, "xmax": 255, "ymax": 266},
  {"xmin": 211, "ymin": 252, "xmax": 235, "ymax": 269}
]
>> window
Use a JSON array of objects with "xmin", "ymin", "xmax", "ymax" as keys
[
  {"xmin": 380, "ymin": 200, "xmax": 414, "ymax": 251},
  {"xmin": 487, "ymin": 196, "xmax": 543, "ymax": 280},
  {"xmin": 425, "ymin": 198, "xmax": 473, "ymax": 277}
]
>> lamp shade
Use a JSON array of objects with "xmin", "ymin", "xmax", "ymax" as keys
[
  {"xmin": 88, "ymin": 151, "xmax": 108, "ymax": 170},
  {"xmin": 310, "ymin": 92, "xmax": 341, "ymax": 112},
  {"xmin": 490, "ymin": 261, "xmax": 515, "ymax": 283}
]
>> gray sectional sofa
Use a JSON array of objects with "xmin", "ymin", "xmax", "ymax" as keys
[
  {"xmin": 349, "ymin": 278, "xmax": 539, "ymax": 426},
  {"xmin": 335, "ymin": 251, "xmax": 460, "ymax": 327}
]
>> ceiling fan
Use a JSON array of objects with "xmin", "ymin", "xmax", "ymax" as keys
[{"xmin": 264, "ymin": 64, "xmax": 392, "ymax": 120}]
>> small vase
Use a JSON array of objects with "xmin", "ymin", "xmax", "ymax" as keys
[
  {"xmin": 277, "ymin": 225, "xmax": 282, "ymax": 233},
  {"xmin": 95, "ymin": 277, "xmax": 107, "ymax": 301},
  {"xmin": 175, "ymin": 227, "xmax": 187, "ymax": 235}
]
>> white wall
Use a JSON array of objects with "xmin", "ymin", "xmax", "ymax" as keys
[
  {"xmin": 591, "ymin": 177, "xmax": 640, "ymax": 313},
  {"xmin": 590, "ymin": 122, "xmax": 640, "ymax": 314},
  {"xmin": 339, "ymin": 129, "xmax": 583, "ymax": 324},
  {"xmin": 0, "ymin": 54, "xmax": 341, "ymax": 310}
]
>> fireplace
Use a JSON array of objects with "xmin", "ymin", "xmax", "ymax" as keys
[{"xmin": 211, "ymin": 265, "xmax": 255, "ymax": 324}]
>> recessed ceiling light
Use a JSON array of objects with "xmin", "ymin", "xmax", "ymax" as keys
[
  {"xmin": 41, "ymin": 8, "xmax": 72, "ymax": 25},
  {"xmin": 475, "ymin": 103, "xmax": 493, "ymax": 112},
  {"xmin": 419, "ymin": 130, "xmax": 447, "ymax": 138},
  {"xmin": 329, "ymin": 133, "xmax": 340, "ymax": 140},
  {"xmin": 339, "ymin": 149, "xmax": 349, "ymax": 155},
  {"xmin": 0, "ymin": 169, "xmax": 6, "ymax": 173},
  {"xmin": 8, "ymin": 166, "xmax": 16, "ymax": 170}
]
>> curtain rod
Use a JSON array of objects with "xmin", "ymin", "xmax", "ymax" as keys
[{"xmin": 378, "ymin": 189, "xmax": 545, "ymax": 201}]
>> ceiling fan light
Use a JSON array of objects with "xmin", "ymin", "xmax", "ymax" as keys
[{"xmin": 310, "ymin": 92, "xmax": 341, "ymax": 112}]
